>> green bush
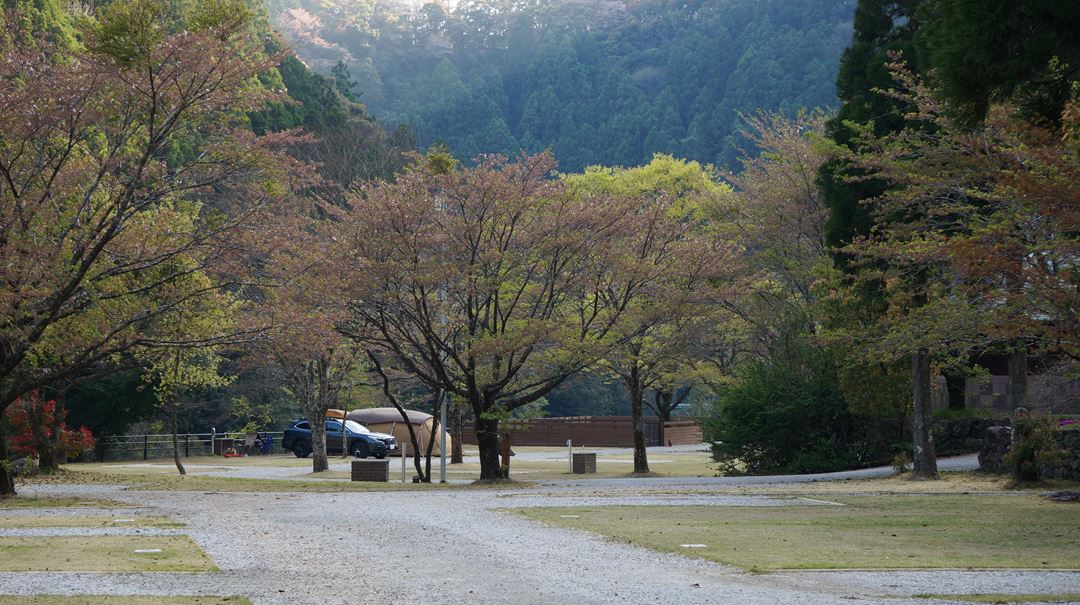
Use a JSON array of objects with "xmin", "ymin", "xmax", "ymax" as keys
[
  {"xmin": 1005, "ymin": 414, "xmax": 1064, "ymax": 483},
  {"xmin": 704, "ymin": 345, "xmax": 886, "ymax": 475}
]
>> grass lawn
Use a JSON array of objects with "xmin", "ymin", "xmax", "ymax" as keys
[
  {"xmin": 18, "ymin": 467, "xmax": 530, "ymax": 492},
  {"xmin": 60, "ymin": 447, "xmax": 718, "ymax": 481},
  {"xmin": 0, "ymin": 516, "xmax": 182, "ymax": 528},
  {"xmin": 516, "ymin": 494, "xmax": 1080, "ymax": 571},
  {"xmin": 0, "ymin": 536, "xmax": 217, "ymax": 572},
  {"xmin": 0, "ymin": 598, "xmax": 251, "ymax": 605},
  {"xmin": 915, "ymin": 595, "xmax": 1080, "ymax": 604},
  {"xmin": 444, "ymin": 449, "xmax": 717, "ymax": 480}
]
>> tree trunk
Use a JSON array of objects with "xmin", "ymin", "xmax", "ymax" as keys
[
  {"xmin": 0, "ymin": 423, "xmax": 16, "ymax": 497},
  {"xmin": 403, "ymin": 391, "xmax": 434, "ymax": 483},
  {"xmin": 944, "ymin": 370, "xmax": 966, "ymax": 411},
  {"xmin": 310, "ymin": 357, "xmax": 331, "ymax": 473},
  {"xmin": 474, "ymin": 411, "xmax": 501, "ymax": 481},
  {"xmin": 51, "ymin": 390, "xmax": 68, "ymax": 465},
  {"xmin": 629, "ymin": 365, "xmax": 649, "ymax": 474},
  {"xmin": 424, "ymin": 416, "xmax": 438, "ymax": 482},
  {"xmin": 656, "ymin": 391, "xmax": 673, "ymax": 423},
  {"xmin": 171, "ymin": 395, "xmax": 186, "ymax": 476},
  {"xmin": 1008, "ymin": 349, "xmax": 1028, "ymax": 410},
  {"xmin": 30, "ymin": 393, "xmax": 57, "ymax": 473},
  {"xmin": 341, "ymin": 413, "xmax": 349, "ymax": 458},
  {"xmin": 911, "ymin": 348, "xmax": 938, "ymax": 479},
  {"xmin": 450, "ymin": 400, "xmax": 463, "ymax": 464},
  {"xmin": 169, "ymin": 349, "xmax": 186, "ymax": 476},
  {"xmin": 311, "ymin": 416, "xmax": 329, "ymax": 473}
]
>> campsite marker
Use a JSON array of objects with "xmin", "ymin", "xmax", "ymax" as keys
[{"xmin": 567, "ymin": 439, "xmax": 573, "ymax": 473}]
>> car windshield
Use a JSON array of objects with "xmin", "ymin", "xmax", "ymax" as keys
[{"xmin": 344, "ymin": 420, "xmax": 370, "ymax": 434}]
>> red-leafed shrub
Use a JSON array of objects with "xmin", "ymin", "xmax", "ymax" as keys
[{"xmin": 4, "ymin": 392, "xmax": 95, "ymax": 458}]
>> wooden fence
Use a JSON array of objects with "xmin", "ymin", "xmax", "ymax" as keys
[{"xmin": 461, "ymin": 416, "xmax": 702, "ymax": 447}]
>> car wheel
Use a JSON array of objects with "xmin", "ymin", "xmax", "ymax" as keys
[
  {"xmin": 374, "ymin": 449, "xmax": 387, "ymax": 460},
  {"xmin": 352, "ymin": 442, "xmax": 369, "ymax": 459},
  {"xmin": 292, "ymin": 441, "xmax": 310, "ymax": 458}
]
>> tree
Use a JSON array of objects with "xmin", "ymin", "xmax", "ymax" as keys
[
  {"xmin": 259, "ymin": 209, "xmax": 362, "ymax": 473},
  {"xmin": 0, "ymin": 0, "xmax": 293, "ymax": 495},
  {"xmin": 140, "ymin": 280, "xmax": 238, "ymax": 476},
  {"xmin": 564, "ymin": 155, "xmax": 733, "ymax": 473},
  {"xmin": 367, "ymin": 352, "xmax": 444, "ymax": 483},
  {"xmin": 337, "ymin": 153, "xmax": 639, "ymax": 480},
  {"xmin": 916, "ymin": 0, "xmax": 1080, "ymax": 127},
  {"xmin": 815, "ymin": 0, "xmax": 940, "ymax": 479},
  {"xmin": 712, "ymin": 111, "xmax": 832, "ymax": 364},
  {"xmin": 4, "ymin": 391, "xmax": 95, "ymax": 467},
  {"xmin": 827, "ymin": 62, "xmax": 1080, "ymax": 376}
]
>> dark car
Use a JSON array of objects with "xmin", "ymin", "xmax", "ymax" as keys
[{"xmin": 282, "ymin": 418, "xmax": 397, "ymax": 459}]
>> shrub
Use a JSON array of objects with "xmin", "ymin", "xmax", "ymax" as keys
[
  {"xmin": 703, "ymin": 345, "xmax": 884, "ymax": 474},
  {"xmin": 1005, "ymin": 413, "xmax": 1063, "ymax": 483},
  {"xmin": 892, "ymin": 451, "xmax": 911, "ymax": 474},
  {"xmin": 5, "ymin": 392, "xmax": 96, "ymax": 459}
]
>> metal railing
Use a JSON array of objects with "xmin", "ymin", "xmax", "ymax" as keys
[{"xmin": 94, "ymin": 431, "xmax": 286, "ymax": 462}]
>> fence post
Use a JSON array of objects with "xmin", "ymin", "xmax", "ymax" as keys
[
  {"xmin": 184, "ymin": 434, "xmax": 189, "ymax": 458},
  {"xmin": 143, "ymin": 435, "xmax": 148, "ymax": 460}
]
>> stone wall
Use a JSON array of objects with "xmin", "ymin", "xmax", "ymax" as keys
[
  {"xmin": 966, "ymin": 375, "xmax": 1080, "ymax": 414},
  {"xmin": 1044, "ymin": 430, "xmax": 1080, "ymax": 481},
  {"xmin": 978, "ymin": 426, "xmax": 1080, "ymax": 481},
  {"xmin": 936, "ymin": 417, "xmax": 1011, "ymax": 456}
]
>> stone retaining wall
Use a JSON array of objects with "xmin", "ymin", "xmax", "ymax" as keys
[
  {"xmin": 937, "ymin": 417, "xmax": 1011, "ymax": 456},
  {"xmin": 979, "ymin": 426, "xmax": 1080, "ymax": 480}
]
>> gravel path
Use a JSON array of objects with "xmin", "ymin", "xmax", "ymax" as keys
[
  {"xmin": 3, "ymin": 479, "xmax": 1078, "ymax": 605},
  {"xmin": 2, "ymin": 453, "xmax": 1075, "ymax": 604}
]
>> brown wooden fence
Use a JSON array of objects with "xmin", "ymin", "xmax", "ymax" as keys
[{"xmin": 461, "ymin": 416, "xmax": 702, "ymax": 447}]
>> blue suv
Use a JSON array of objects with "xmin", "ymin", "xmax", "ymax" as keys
[{"xmin": 282, "ymin": 418, "xmax": 396, "ymax": 459}]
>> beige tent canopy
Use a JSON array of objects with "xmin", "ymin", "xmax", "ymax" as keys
[{"xmin": 345, "ymin": 407, "xmax": 451, "ymax": 457}]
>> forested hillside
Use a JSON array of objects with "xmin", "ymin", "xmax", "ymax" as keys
[{"xmin": 269, "ymin": 0, "xmax": 854, "ymax": 170}]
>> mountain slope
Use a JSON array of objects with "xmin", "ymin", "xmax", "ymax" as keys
[{"xmin": 269, "ymin": 0, "xmax": 854, "ymax": 170}]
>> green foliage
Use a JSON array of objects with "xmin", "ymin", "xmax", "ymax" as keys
[
  {"xmin": 64, "ymin": 369, "xmax": 159, "ymax": 438},
  {"xmin": 227, "ymin": 397, "xmax": 274, "ymax": 434},
  {"xmin": 1005, "ymin": 414, "xmax": 1064, "ymax": 484},
  {"xmin": 544, "ymin": 375, "xmax": 630, "ymax": 417},
  {"xmin": 91, "ymin": 0, "xmax": 171, "ymax": 65},
  {"xmin": 269, "ymin": 0, "xmax": 853, "ymax": 171},
  {"xmin": 704, "ymin": 343, "xmax": 882, "ymax": 475},
  {"xmin": 0, "ymin": 0, "xmax": 79, "ymax": 51},
  {"xmin": 819, "ymin": 0, "xmax": 923, "ymax": 255},
  {"xmin": 185, "ymin": 0, "xmax": 255, "ymax": 36},
  {"xmin": 916, "ymin": 0, "xmax": 1080, "ymax": 126}
]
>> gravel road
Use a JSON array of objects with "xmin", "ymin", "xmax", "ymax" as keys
[{"xmin": 2, "ymin": 452, "xmax": 1077, "ymax": 605}]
